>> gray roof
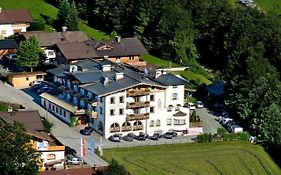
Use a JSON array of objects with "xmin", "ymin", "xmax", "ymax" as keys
[
  {"xmin": 0, "ymin": 39, "xmax": 17, "ymax": 49},
  {"xmin": 156, "ymin": 73, "xmax": 187, "ymax": 86},
  {"xmin": 22, "ymin": 31, "xmax": 90, "ymax": 47}
]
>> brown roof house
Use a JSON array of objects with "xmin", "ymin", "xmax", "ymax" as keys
[
  {"xmin": 0, "ymin": 8, "xmax": 33, "ymax": 37},
  {"xmin": 22, "ymin": 31, "xmax": 90, "ymax": 64},
  {"xmin": 56, "ymin": 36, "xmax": 148, "ymax": 66},
  {"xmin": 0, "ymin": 110, "xmax": 66, "ymax": 172}
]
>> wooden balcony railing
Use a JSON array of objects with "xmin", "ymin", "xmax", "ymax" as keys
[
  {"xmin": 133, "ymin": 125, "xmax": 143, "ymax": 131},
  {"xmin": 126, "ymin": 113, "xmax": 149, "ymax": 121},
  {"xmin": 127, "ymin": 101, "xmax": 150, "ymax": 108},
  {"xmin": 121, "ymin": 126, "xmax": 132, "ymax": 132},
  {"xmin": 127, "ymin": 89, "xmax": 150, "ymax": 97},
  {"xmin": 110, "ymin": 127, "xmax": 120, "ymax": 133}
]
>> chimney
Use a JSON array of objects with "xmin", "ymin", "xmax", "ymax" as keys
[
  {"xmin": 115, "ymin": 36, "xmax": 121, "ymax": 43},
  {"xmin": 102, "ymin": 65, "xmax": 111, "ymax": 72},
  {"xmin": 62, "ymin": 26, "xmax": 67, "ymax": 32},
  {"xmin": 115, "ymin": 72, "xmax": 124, "ymax": 81},
  {"xmin": 103, "ymin": 77, "xmax": 109, "ymax": 85}
]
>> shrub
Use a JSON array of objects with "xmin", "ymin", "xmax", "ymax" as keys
[
  {"xmin": 197, "ymin": 133, "xmax": 213, "ymax": 143},
  {"xmin": 29, "ymin": 20, "xmax": 45, "ymax": 31},
  {"xmin": 70, "ymin": 115, "xmax": 78, "ymax": 127},
  {"xmin": 42, "ymin": 117, "xmax": 53, "ymax": 133},
  {"xmin": 190, "ymin": 110, "xmax": 196, "ymax": 123}
]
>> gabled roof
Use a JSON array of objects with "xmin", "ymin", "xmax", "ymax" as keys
[
  {"xmin": 56, "ymin": 42, "xmax": 98, "ymax": 60},
  {"xmin": 22, "ymin": 31, "xmax": 90, "ymax": 47},
  {"xmin": 92, "ymin": 37, "xmax": 148, "ymax": 57},
  {"xmin": 173, "ymin": 111, "xmax": 187, "ymax": 116},
  {"xmin": 156, "ymin": 73, "xmax": 187, "ymax": 86},
  {"xmin": 0, "ymin": 39, "xmax": 17, "ymax": 49},
  {"xmin": 0, "ymin": 110, "xmax": 44, "ymax": 131},
  {"xmin": 0, "ymin": 9, "xmax": 33, "ymax": 24}
]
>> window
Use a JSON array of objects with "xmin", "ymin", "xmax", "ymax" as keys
[
  {"xmin": 175, "ymin": 104, "xmax": 181, "ymax": 111},
  {"xmin": 110, "ymin": 109, "xmax": 115, "ymax": 116},
  {"xmin": 47, "ymin": 154, "xmax": 56, "ymax": 160},
  {"xmin": 156, "ymin": 119, "xmax": 161, "ymax": 127},
  {"xmin": 149, "ymin": 120, "xmax": 154, "ymax": 127},
  {"xmin": 119, "ymin": 96, "xmax": 124, "ymax": 103},
  {"xmin": 110, "ymin": 97, "xmax": 115, "ymax": 104},
  {"xmin": 150, "ymin": 106, "xmax": 155, "ymax": 113},
  {"xmin": 26, "ymin": 77, "xmax": 29, "ymax": 81},
  {"xmin": 129, "ymin": 56, "xmax": 134, "ymax": 61},
  {"xmin": 119, "ymin": 108, "xmax": 124, "ymax": 115},
  {"xmin": 63, "ymin": 111, "xmax": 66, "ymax": 117},
  {"xmin": 172, "ymin": 93, "xmax": 178, "ymax": 100},
  {"xmin": 43, "ymin": 100, "xmax": 46, "ymax": 107},
  {"xmin": 52, "ymin": 105, "xmax": 55, "ymax": 111},
  {"xmin": 60, "ymin": 109, "xmax": 62, "ymax": 115},
  {"xmin": 56, "ymin": 107, "xmax": 58, "ymax": 113},
  {"xmin": 36, "ymin": 75, "xmax": 43, "ymax": 79},
  {"xmin": 167, "ymin": 105, "xmax": 173, "ymax": 112},
  {"xmin": 99, "ymin": 97, "xmax": 103, "ymax": 103},
  {"xmin": 167, "ymin": 119, "xmax": 172, "ymax": 126},
  {"xmin": 48, "ymin": 103, "xmax": 51, "ymax": 109},
  {"xmin": 174, "ymin": 119, "xmax": 186, "ymax": 125},
  {"xmin": 99, "ymin": 107, "xmax": 103, "ymax": 115},
  {"xmin": 150, "ymin": 95, "xmax": 155, "ymax": 101},
  {"xmin": 173, "ymin": 85, "xmax": 177, "ymax": 88}
]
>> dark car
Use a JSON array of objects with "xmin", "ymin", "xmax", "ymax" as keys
[
  {"xmin": 135, "ymin": 132, "xmax": 148, "ymax": 141},
  {"xmin": 122, "ymin": 133, "xmax": 135, "ymax": 141},
  {"xmin": 109, "ymin": 134, "xmax": 121, "ymax": 142},
  {"xmin": 81, "ymin": 126, "xmax": 93, "ymax": 135},
  {"xmin": 65, "ymin": 146, "xmax": 77, "ymax": 155},
  {"xmin": 149, "ymin": 133, "xmax": 161, "ymax": 140},
  {"xmin": 163, "ymin": 132, "xmax": 174, "ymax": 139}
]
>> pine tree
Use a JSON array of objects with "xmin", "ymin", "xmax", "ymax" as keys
[{"xmin": 66, "ymin": 1, "xmax": 79, "ymax": 31}]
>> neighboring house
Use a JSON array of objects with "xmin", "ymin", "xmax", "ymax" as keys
[
  {"xmin": 0, "ymin": 8, "xmax": 33, "ymax": 37},
  {"xmin": 0, "ymin": 110, "xmax": 65, "ymax": 171},
  {"xmin": 39, "ymin": 167, "xmax": 95, "ymax": 175},
  {"xmin": 55, "ymin": 37, "xmax": 148, "ymax": 66},
  {"xmin": 7, "ymin": 71, "xmax": 46, "ymax": 87},
  {"xmin": 44, "ymin": 59, "xmax": 189, "ymax": 138},
  {"xmin": 0, "ymin": 39, "xmax": 17, "ymax": 58},
  {"xmin": 21, "ymin": 31, "xmax": 90, "ymax": 64}
]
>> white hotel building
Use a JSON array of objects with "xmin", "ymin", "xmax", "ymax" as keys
[{"xmin": 42, "ymin": 59, "xmax": 189, "ymax": 138}]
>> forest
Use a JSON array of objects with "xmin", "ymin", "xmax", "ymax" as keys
[{"xmin": 54, "ymin": 0, "xmax": 281, "ymax": 164}]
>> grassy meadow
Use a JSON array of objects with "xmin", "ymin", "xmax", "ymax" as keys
[{"xmin": 104, "ymin": 141, "xmax": 281, "ymax": 175}]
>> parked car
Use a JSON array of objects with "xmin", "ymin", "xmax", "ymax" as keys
[
  {"xmin": 37, "ymin": 86, "xmax": 52, "ymax": 94},
  {"xmin": 149, "ymin": 133, "xmax": 161, "ymax": 140},
  {"xmin": 229, "ymin": 125, "xmax": 243, "ymax": 133},
  {"xmin": 108, "ymin": 134, "xmax": 121, "ymax": 142},
  {"xmin": 66, "ymin": 154, "xmax": 83, "ymax": 165},
  {"xmin": 221, "ymin": 118, "xmax": 233, "ymax": 126},
  {"xmin": 122, "ymin": 133, "xmax": 135, "ymax": 141},
  {"xmin": 65, "ymin": 146, "xmax": 77, "ymax": 155},
  {"xmin": 135, "ymin": 132, "xmax": 148, "ymax": 141},
  {"xmin": 5, "ymin": 53, "xmax": 17, "ymax": 60},
  {"xmin": 81, "ymin": 126, "xmax": 93, "ymax": 135},
  {"xmin": 195, "ymin": 101, "xmax": 204, "ymax": 108},
  {"xmin": 163, "ymin": 132, "xmax": 174, "ymax": 139},
  {"xmin": 188, "ymin": 103, "xmax": 196, "ymax": 110}
]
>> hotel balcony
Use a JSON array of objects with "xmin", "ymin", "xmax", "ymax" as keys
[
  {"xmin": 126, "ymin": 113, "xmax": 149, "ymax": 121},
  {"xmin": 121, "ymin": 126, "xmax": 132, "ymax": 132},
  {"xmin": 110, "ymin": 127, "xmax": 120, "ymax": 133},
  {"xmin": 127, "ymin": 88, "xmax": 150, "ymax": 97},
  {"xmin": 85, "ymin": 110, "xmax": 98, "ymax": 119},
  {"xmin": 127, "ymin": 101, "xmax": 150, "ymax": 108},
  {"xmin": 133, "ymin": 125, "xmax": 143, "ymax": 131}
]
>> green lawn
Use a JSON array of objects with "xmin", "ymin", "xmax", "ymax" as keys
[
  {"xmin": 0, "ymin": 0, "xmax": 109, "ymax": 39},
  {"xmin": 141, "ymin": 54, "xmax": 181, "ymax": 68},
  {"xmin": 104, "ymin": 141, "xmax": 281, "ymax": 175},
  {"xmin": 172, "ymin": 70, "xmax": 212, "ymax": 85}
]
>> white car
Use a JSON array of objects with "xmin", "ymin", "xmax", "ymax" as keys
[
  {"xmin": 188, "ymin": 103, "xmax": 196, "ymax": 110},
  {"xmin": 229, "ymin": 125, "xmax": 243, "ymax": 133},
  {"xmin": 195, "ymin": 101, "xmax": 204, "ymax": 108}
]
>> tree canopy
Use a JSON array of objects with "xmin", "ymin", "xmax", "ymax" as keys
[
  {"xmin": 16, "ymin": 36, "xmax": 42, "ymax": 72},
  {"xmin": 0, "ymin": 122, "xmax": 40, "ymax": 175},
  {"xmin": 105, "ymin": 158, "xmax": 128, "ymax": 175},
  {"xmin": 57, "ymin": 0, "xmax": 79, "ymax": 31}
]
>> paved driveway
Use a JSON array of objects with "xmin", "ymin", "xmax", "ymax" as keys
[{"xmin": 195, "ymin": 108, "xmax": 221, "ymax": 134}]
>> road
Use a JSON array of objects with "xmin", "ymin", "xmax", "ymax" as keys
[{"xmin": 0, "ymin": 81, "xmax": 108, "ymax": 167}]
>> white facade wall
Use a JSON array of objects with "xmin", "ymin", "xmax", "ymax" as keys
[
  {"xmin": 41, "ymin": 98, "xmax": 71, "ymax": 124},
  {"xmin": 0, "ymin": 24, "xmax": 28, "ymax": 37},
  {"xmin": 40, "ymin": 151, "xmax": 65, "ymax": 168},
  {"xmin": 97, "ymin": 85, "xmax": 189, "ymax": 138}
]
